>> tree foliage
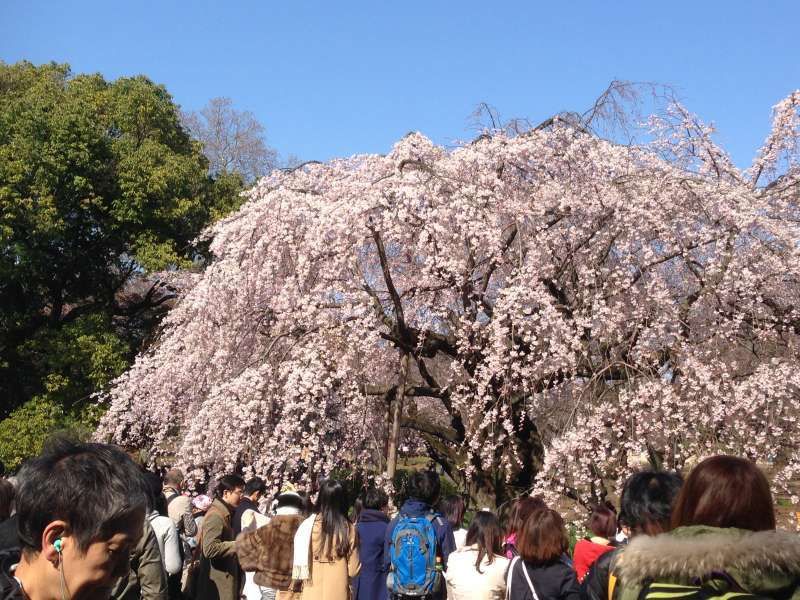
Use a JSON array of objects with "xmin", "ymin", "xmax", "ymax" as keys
[
  {"xmin": 0, "ymin": 61, "xmax": 245, "ymax": 434},
  {"xmin": 98, "ymin": 88, "xmax": 800, "ymax": 506}
]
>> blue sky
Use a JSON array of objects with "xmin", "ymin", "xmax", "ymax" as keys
[{"xmin": 2, "ymin": 1, "xmax": 798, "ymax": 167}]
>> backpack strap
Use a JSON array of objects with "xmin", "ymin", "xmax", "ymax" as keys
[
  {"xmin": 387, "ymin": 514, "xmax": 401, "ymax": 547},
  {"xmin": 608, "ymin": 572, "xmax": 618, "ymax": 600},
  {"xmin": 165, "ymin": 491, "xmax": 180, "ymax": 507}
]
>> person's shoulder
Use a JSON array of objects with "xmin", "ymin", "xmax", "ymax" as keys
[
  {"xmin": 488, "ymin": 553, "xmax": 510, "ymax": 573},
  {"xmin": 0, "ymin": 571, "xmax": 22, "ymax": 600},
  {"xmin": 541, "ymin": 557, "xmax": 575, "ymax": 578},
  {"xmin": 150, "ymin": 513, "xmax": 175, "ymax": 530},
  {"xmin": 443, "ymin": 546, "xmax": 474, "ymax": 568},
  {"xmin": 597, "ymin": 546, "xmax": 621, "ymax": 569},
  {"xmin": 493, "ymin": 552, "xmax": 511, "ymax": 565}
]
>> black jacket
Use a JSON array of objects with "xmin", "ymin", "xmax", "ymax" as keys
[
  {"xmin": 0, "ymin": 549, "xmax": 22, "ymax": 600},
  {"xmin": 0, "ymin": 518, "xmax": 19, "ymax": 554},
  {"xmin": 580, "ymin": 547, "xmax": 621, "ymax": 600},
  {"xmin": 508, "ymin": 556, "xmax": 582, "ymax": 600}
]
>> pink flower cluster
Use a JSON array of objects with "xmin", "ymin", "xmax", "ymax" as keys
[{"xmin": 97, "ymin": 93, "xmax": 800, "ymax": 504}]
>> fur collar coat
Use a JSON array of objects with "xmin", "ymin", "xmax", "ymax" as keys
[
  {"xmin": 236, "ymin": 512, "xmax": 305, "ymax": 590},
  {"xmin": 615, "ymin": 526, "xmax": 800, "ymax": 600}
]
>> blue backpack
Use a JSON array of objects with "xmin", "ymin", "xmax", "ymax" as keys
[{"xmin": 387, "ymin": 511, "xmax": 442, "ymax": 596}]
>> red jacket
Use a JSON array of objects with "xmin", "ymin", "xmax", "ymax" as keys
[{"xmin": 573, "ymin": 538, "xmax": 614, "ymax": 582}]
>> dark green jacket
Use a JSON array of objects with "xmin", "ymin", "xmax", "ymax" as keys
[{"xmin": 614, "ymin": 526, "xmax": 800, "ymax": 600}]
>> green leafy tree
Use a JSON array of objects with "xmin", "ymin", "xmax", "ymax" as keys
[{"xmin": 0, "ymin": 61, "xmax": 243, "ymax": 444}]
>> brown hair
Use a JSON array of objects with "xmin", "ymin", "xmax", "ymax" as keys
[
  {"xmin": 588, "ymin": 504, "xmax": 617, "ymax": 539},
  {"xmin": 507, "ymin": 495, "xmax": 547, "ymax": 536},
  {"xmin": 671, "ymin": 455, "xmax": 775, "ymax": 532},
  {"xmin": 517, "ymin": 508, "xmax": 568, "ymax": 564},
  {"xmin": 465, "ymin": 511, "xmax": 504, "ymax": 573}
]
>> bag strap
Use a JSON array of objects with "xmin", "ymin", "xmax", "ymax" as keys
[
  {"xmin": 608, "ymin": 571, "xmax": 618, "ymax": 600},
  {"xmin": 506, "ymin": 556, "xmax": 519, "ymax": 600},
  {"xmin": 506, "ymin": 557, "xmax": 541, "ymax": 600},
  {"xmin": 520, "ymin": 560, "xmax": 541, "ymax": 600},
  {"xmin": 507, "ymin": 556, "xmax": 540, "ymax": 600}
]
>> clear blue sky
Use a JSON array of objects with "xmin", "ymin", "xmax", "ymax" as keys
[{"xmin": 2, "ymin": 1, "xmax": 798, "ymax": 167}]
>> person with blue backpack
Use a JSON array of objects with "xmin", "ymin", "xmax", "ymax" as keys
[{"xmin": 384, "ymin": 471, "xmax": 457, "ymax": 600}]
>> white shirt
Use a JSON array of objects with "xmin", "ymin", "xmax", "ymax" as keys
[
  {"xmin": 444, "ymin": 545, "xmax": 510, "ymax": 600},
  {"xmin": 147, "ymin": 511, "xmax": 182, "ymax": 575}
]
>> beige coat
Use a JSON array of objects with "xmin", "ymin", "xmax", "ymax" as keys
[
  {"xmin": 196, "ymin": 499, "xmax": 242, "ymax": 600},
  {"xmin": 299, "ymin": 516, "xmax": 361, "ymax": 600}
]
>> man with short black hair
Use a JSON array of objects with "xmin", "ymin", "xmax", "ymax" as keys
[
  {"xmin": 233, "ymin": 477, "xmax": 267, "ymax": 536},
  {"xmin": 0, "ymin": 437, "xmax": 151, "ymax": 600},
  {"xmin": 194, "ymin": 474, "xmax": 246, "ymax": 600},
  {"xmin": 384, "ymin": 471, "xmax": 456, "ymax": 600},
  {"xmin": 581, "ymin": 470, "xmax": 684, "ymax": 600}
]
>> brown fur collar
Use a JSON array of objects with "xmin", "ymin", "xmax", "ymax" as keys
[{"xmin": 617, "ymin": 528, "xmax": 800, "ymax": 583}]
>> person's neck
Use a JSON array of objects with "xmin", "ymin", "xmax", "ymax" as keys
[{"xmin": 14, "ymin": 556, "xmax": 57, "ymax": 600}]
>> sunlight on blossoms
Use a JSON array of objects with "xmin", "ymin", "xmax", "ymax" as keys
[{"xmin": 96, "ymin": 90, "xmax": 800, "ymax": 507}]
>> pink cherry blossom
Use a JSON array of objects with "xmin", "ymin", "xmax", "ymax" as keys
[{"xmin": 97, "ymin": 91, "xmax": 800, "ymax": 508}]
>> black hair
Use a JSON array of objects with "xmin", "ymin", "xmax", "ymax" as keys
[
  {"xmin": 16, "ymin": 437, "xmax": 149, "ymax": 553},
  {"xmin": 216, "ymin": 474, "xmax": 246, "ymax": 498},
  {"xmin": 244, "ymin": 477, "xmax": 266, "ymax": 496},
  {"xmin": 407, "ymin": 471, "xmax": 440, "ymax": 505},
  {"xmin": 276, "ymin": 492, "xmax": 306, "ymax": 511},
  {"xmin": 315, "ymin": 479, "xmax": 352, "ymax": 560},
  {"xmin": 143, "ymin": 470, "xmax": 168, "ymax": 516},
  {"xmin": 620, "ymin": 470, "xmax": 683, "ymax": 536},
  {"xmin": 362, "ymin": 487, "xmax": 388, "ymax": 511}
]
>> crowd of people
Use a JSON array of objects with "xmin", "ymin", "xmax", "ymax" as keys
[{"xmin": 0, "ymin": 439, "xmax": 799, "ymax": 600}]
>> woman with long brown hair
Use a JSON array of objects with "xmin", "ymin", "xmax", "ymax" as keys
[
  {"xmin": 293, "ymin": 479, "xmax": 360, "ymax": 600},
  {"xmin": 444, "ymin": 511, "xmax": 510, "ymax": 599}
]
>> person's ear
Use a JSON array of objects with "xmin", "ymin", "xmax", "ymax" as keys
[{"xmin": 41, "ymin": 521, "xmax": 69, "ymax": 564}]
